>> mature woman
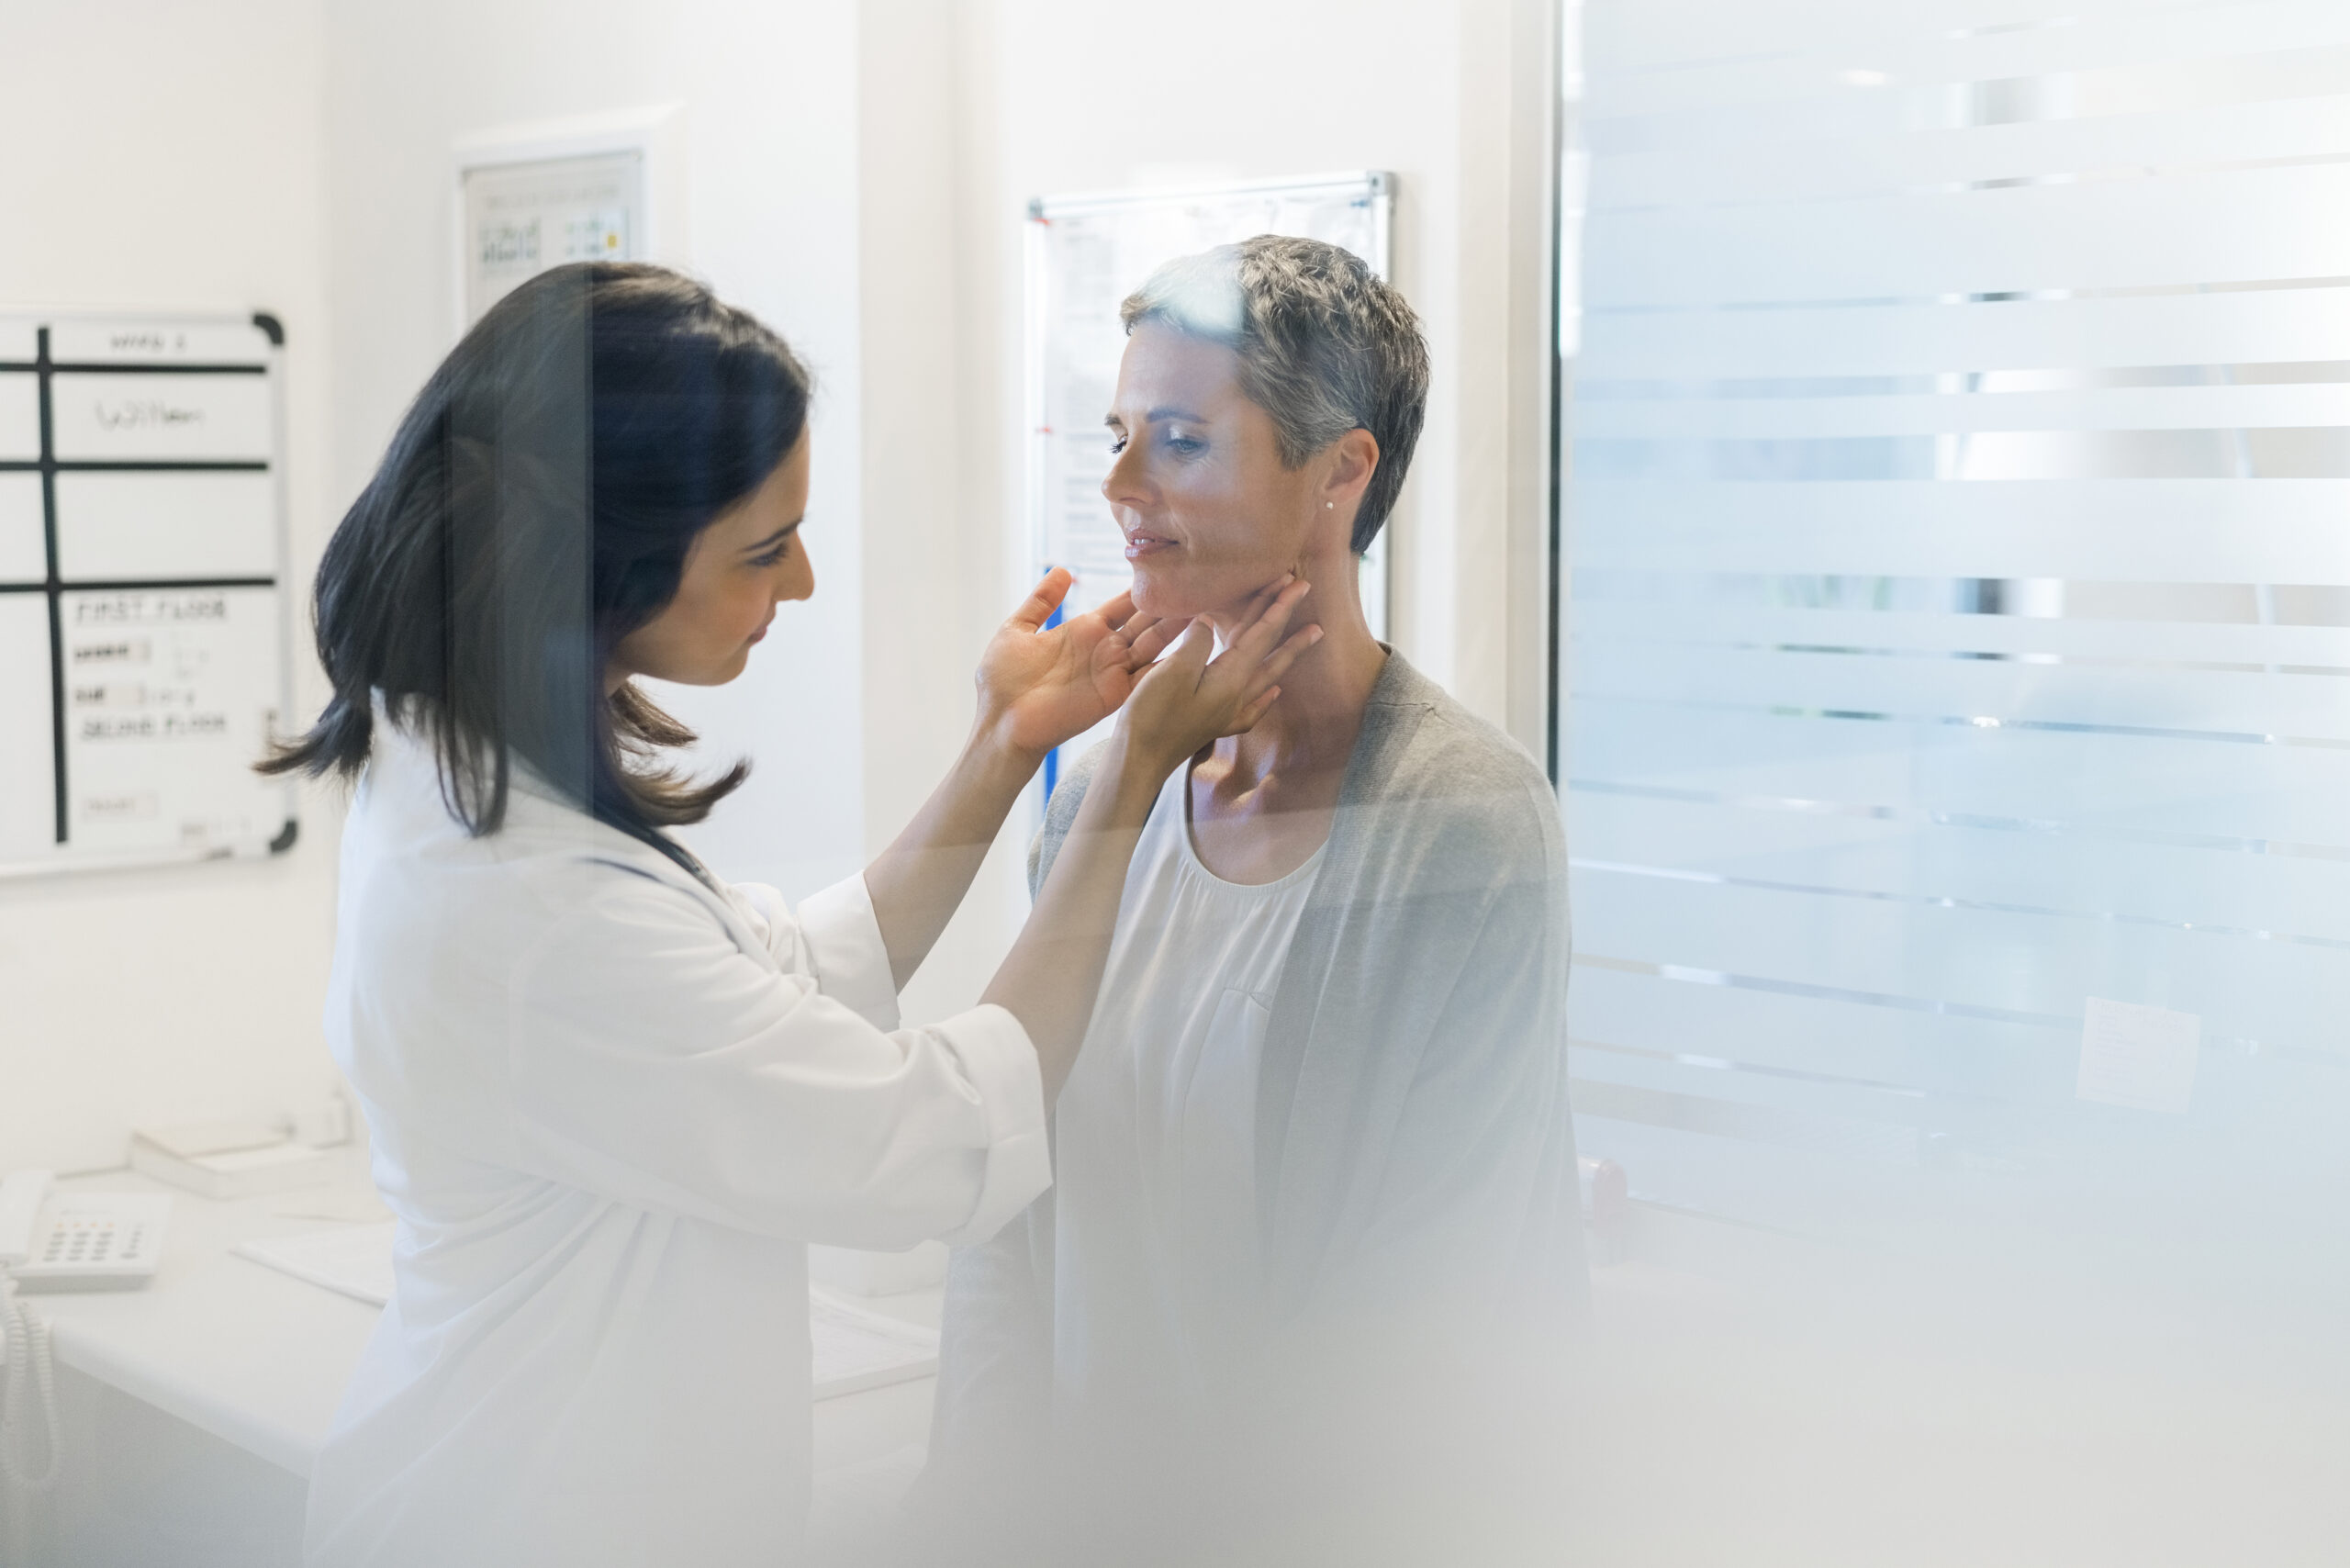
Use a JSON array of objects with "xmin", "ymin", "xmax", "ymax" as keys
[
  {"xmin": 923, "ymin": 236, "xmax": 1584, "ymax": 1562},
  {"xmin": 267, "ymin": 263, "xmax": 1314, "ymax": 1567}
]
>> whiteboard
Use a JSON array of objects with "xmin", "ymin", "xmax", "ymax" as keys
[
  {"xmin": 1027, "ymin": 172, "xmax": 1394, "ymax": 628},
  {"xmin": 0, "ymin": 311, "xmax": 296, "ymax": 877},
  {"xmin": 1024, "ymin": 172, "xmax": 1394, "ymax": 790}
]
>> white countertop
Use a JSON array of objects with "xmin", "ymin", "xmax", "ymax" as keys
[{"xmin": 34, "ymin": 1163, "xmax": 941, "ymax": 1482}]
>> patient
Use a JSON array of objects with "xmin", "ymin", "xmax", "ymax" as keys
[{"xmin": 921, "ymin": 236, "xmax": 1583, "ymax": 1564}]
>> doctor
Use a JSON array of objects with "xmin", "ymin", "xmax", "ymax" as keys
[{"xmin": 263, "ymin": 263, "xmax": 1316, "ymax": 1567}]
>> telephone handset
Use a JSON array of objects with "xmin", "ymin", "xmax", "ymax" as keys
[{"xmin": 0, "ymin": 1172, "xmax": 173, "ymax": 1491}]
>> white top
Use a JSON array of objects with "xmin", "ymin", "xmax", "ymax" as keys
[
  {"xmin": 1050, "ymin": 765, "xmax": 1324, "ymax": 1482},
  {"xmin": 301, "ymin": 715, "xmax": 1049, "ymax": 1568}
]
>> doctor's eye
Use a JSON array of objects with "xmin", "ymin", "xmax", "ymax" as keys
[{"xmin": 749, "ymin": 541, "xmax": 793, "ymax": 568}]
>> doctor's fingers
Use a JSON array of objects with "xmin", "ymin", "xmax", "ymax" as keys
[
  {"xmin": 1214, "ymin": 577, "xmax": 1311, "ymax": 672},
  {"xmin": 1225, "ymin": 684, "xmax": 1285, "ymax": 736},
  {"xmin": 1157, "ymin": 616, "xmax": 1214, "ymax": 678},
  {"xmin": 1006, "ymin": 567, "xmax": 1076, "ymax": 633},
  {"xmin": 1120, "ymin": 614, "xmax": 1180, "ymax": 668},
  {"xmin": 1248, "ymin": 623, "xmax": 1325, "ymax": 690},
  {"xmin": 1222, "ymin": 575, "xmax": 1291, "ymax": 634},
  {"xmin": 1208, "ymin": 622, "xmax": 1322, "ymax": 715}
]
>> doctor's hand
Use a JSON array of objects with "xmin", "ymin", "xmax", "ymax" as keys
[
  {"xmin": 976, "ymin": 568, "xmax": 1180, "ymax": 763},
  {"xmin": 1113, "ymin": 575, "xmax": 1321, "ymax": 778}
]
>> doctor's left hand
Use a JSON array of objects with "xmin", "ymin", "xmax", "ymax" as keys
[{"xmin": 977, "ymin": 568, "xmax": 1179, "ymax": 763}]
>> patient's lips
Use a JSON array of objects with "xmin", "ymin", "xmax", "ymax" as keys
[{"xmin": 1122, "ymin": 526, "xmax": 1179, "ymax": 562}]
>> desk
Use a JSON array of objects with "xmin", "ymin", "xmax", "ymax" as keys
[{"xmin": 5, "ymin": 1166, "xmax": 943, "ymax": 1567}]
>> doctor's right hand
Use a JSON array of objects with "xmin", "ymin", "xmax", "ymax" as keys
[
  {"xmin": 1113, "ymin": 575, "xmax": 1320, "ymax": 778},
  {"xmin": 975, "ymin": 568, "xmax": 1183, "ymax": 764}
]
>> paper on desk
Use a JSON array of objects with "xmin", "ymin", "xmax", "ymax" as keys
[
  {"xmin": 2076, "ymin": 996, "xmax": 2201, "ymax": 1114},
  {"xmin": 233, "ymin": 1226, "xmax": 940, "ymax": 1398},
  {"xmin": 235, "ymin": 1222, "xmax": 397, "ymax": 1305},
  {"xmin": 273, "ymin": 1189, "xmax": 394, "ymax": 1224}
]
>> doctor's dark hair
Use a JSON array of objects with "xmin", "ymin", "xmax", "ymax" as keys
[
  {"xmin": 1119, "ymin": 234, "xmax": 1428, "ymax": 554},
  {"xmin": 261, "ymin": 263, "xmax": 811, "ymax": 863}
]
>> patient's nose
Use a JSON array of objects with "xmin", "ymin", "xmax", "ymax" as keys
[{"xmin": 1102, "ymin": 440, "xmax": 1148, "ymax": 509}]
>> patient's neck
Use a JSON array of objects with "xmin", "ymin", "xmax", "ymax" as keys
[{"xmin": 1189, "ymin": 554, "xmax": 1385, "ymax": 884}]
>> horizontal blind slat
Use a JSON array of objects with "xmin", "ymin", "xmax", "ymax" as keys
[
  {"xmin": 1570, "ymin": 478, "xmax": 2350, "ymax": 577},
  {"xmin": 1587, "ymin": 165, "xmax": 2350, "ymax": 307}
]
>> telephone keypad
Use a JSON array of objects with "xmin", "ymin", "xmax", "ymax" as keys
[{"xmin": 42, "ymin": 1215, "xmax": 123, "ymax": 1264}]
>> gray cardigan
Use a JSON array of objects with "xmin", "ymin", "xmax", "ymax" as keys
[{"xmin": 926, "ymin": 649, "xmax": 1583, "ymax": 1508}]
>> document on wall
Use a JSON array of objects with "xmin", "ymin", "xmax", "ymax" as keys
[
  {"xmin": 2076, "ymin": 997, "xmax": 2202, "ymax": 1114},
  {"xmin": 462, "ymin": 151, "xmax": 643, "ymax": 325}
]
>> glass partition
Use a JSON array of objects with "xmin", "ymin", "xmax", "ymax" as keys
[{"xmin": 1564, "ymin": 0, "xmax": 2350, "ymax": 1326}]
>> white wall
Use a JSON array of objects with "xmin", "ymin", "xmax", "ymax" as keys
[
  {"xmin": 322, "ymin": 0, "xmax": 869, "ymax": 902},
  {"xmin": 0, "ymin": 0, "xmax": 342, "ymax": 1175}
]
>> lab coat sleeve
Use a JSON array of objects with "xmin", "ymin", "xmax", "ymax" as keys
[
  {"xmin": 781, "ymin": 873, "xmax": 901, "ymax": 1033},
  {"xmin": 502, "ymin": 868, "xmax": 1049, "ymax": 1249}
]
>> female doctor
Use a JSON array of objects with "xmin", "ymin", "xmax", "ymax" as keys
[{"xmin": 265, "ymin": 263, "xmax": 1316, "ymax": 1567}]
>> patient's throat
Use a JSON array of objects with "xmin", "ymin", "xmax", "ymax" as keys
[{"xmin": 1185, "ymin": 750, "xmax": 1340, "ymax": 886}]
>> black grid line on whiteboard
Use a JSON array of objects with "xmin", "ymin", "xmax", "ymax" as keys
[
  {"xmin": 38, "ymin": 328, "xmax": 62, "ymax": 842},
  {"xmin": 43, "ymin": 363, "xmax": 267, "ymax": 375},
  {"xmin": 1, "ymin": 461, "xmax": 269, "ymax": 473}
]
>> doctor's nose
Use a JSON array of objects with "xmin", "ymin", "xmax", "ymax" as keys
[{"xmin": 781, "ymin": 540, "xmax": 816, "ymax": 603}]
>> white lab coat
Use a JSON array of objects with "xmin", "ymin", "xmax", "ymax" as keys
[{"xmin": 301, "ymin": 713, "xmax": 1049, "ymax": 1568}]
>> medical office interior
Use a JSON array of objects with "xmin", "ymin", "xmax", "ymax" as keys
[{"xmin": 3, "ymin": 0, "xmax": 2348, "ymax": 1562}]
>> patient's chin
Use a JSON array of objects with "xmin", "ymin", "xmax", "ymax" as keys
[
  {"xmin": 1132, "ymin": 562, "xmax": 1290, "ymax": 628},
  {"xmin": 1129, "ymin": 567, "xmax": 1208, "ymax": 623}
]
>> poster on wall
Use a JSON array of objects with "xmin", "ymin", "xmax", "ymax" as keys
[
  {"xmin": 1024, "ymin": 171, "xmax": 1395, "ymax": 791},
  {"xmin": 462, "ymin": 151, "xmax": 643, "ymax": 325}
]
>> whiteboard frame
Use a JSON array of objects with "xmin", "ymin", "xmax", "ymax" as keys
[
  {"xmin": 0, "ymin": 307, "xmax": 297, "ymax": 880},
  {"xmin": 1022, "ymin": 170, "xmax": 1397, "ymax": 650}
]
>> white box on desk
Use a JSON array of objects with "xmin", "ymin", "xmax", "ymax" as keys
[{"xmin": 129, "ymin": 1131, "xmax": 353, "ymax": 1200}]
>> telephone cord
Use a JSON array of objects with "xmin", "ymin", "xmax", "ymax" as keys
[{"xmin": 0, "ymin": 1273, "xmax": 62, "ymax": 1492}]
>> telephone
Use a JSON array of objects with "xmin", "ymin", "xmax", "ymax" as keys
[
  {"xmin": 0, "ymin": 1171, "xmax": 172, "ymax": 1293},
  {"xmin": 0, "ymin": 1172, "xmax": 173, "ymax": 1492}
]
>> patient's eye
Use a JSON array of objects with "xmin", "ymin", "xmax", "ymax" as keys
[{"xmin": 1162, "ymin": 428, "xmax": 1206, "ymax": 456}]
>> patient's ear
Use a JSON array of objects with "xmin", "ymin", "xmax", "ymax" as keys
[{"xmin": 1318, "ymin": 428, "xmax": 1381, "ymax": 532}]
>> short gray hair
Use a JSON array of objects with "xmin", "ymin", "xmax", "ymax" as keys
[{"xmin": 1119, "ymin": 234, "xmax": 1429, "ymax": 554}]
